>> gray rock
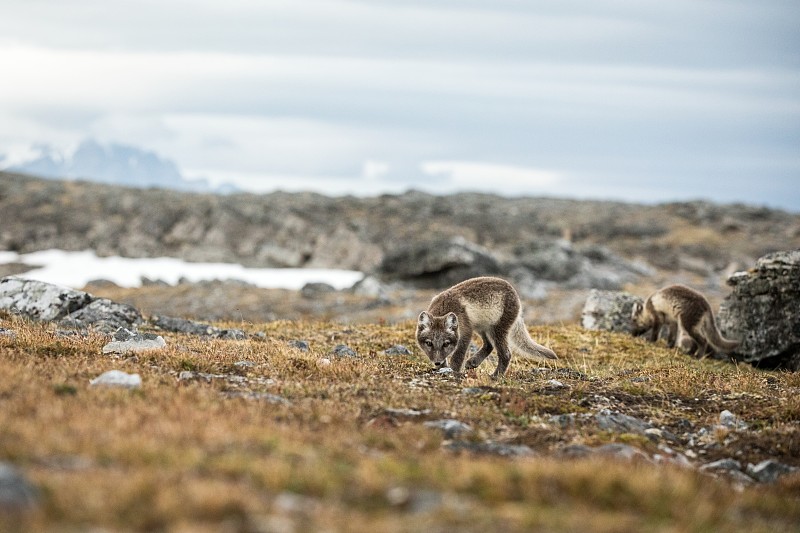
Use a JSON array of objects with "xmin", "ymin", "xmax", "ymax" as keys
[
  {"xmin": 384, "ymin": 408, "xmax": 431, "ymax": 419},
  {"xmin": 150, "ymin": 315, "xmax": 245, "ymax": 340},
  {"xmin": 0, "ymin": 462, "xmax": 39, "ymax": 510},
  {"xmin": 378, "ymin": 236, "xmax": 502, "ymax": 288},
  {"xmin": 699, "ymin": 458, "xmax": 743, "ymax": 473},
  {"xmin": 0, "ymin": 277, "xmax": 92, "ymax": 321},
  {"xmin": 594, "ymin": 409, "xmax": 653, "ymax": 435},
  {"xmin": 445, "ymin": 441, "xmax": 535, "ymax": 458},
  {"xmin": 423, "ymin": 419, "xmax": 473, "ymax": 439},
  {"xmin": 350, "ymin": 275, "xmax": 390, "ymax": 300},
  {"xmin": 89, "ymin": 370, "xmax": 142, "ymax": 389},
  {"xmin": 746, "ymin": 460, "xmax": 799, "ymax": 483},
  {"xmin": 288, "ymin": 339, "xmax": 310, "ymax": 352},
  {"xmin": 0, "ymin": 277, "xmax": 141, "ymax": 331},
  {"xmin": 222, "ymin": 391, "xmax": 291, "ymax": 405},
  {"xmin": 102, "ymin": 328, "xmax": 166, "ymax": 354},
  {"xmin": 384, "ymin": 344, "xmax": 412, "ymax": 356},
  {"xmin": 545, "ymin": 379, "xmax": 567, "ymax": 390},
  {"xmin": 581, "ymin": 289, "xmax": 643, "ymax": 333},
  {"xmin": 511, "ymin": 240, "xmax": 651, "ymax": 290},
  {"xmin": 594, "ymin": 443, "xmax": 651, "ymax": 462},
  {"xmin": 300, "ymin": 282, "xmax": 336, "ymax": 298},
  {"xmin": 718, "ymin": 410, "xmax": 748, "ymax": 431},
  {"xmin": 549, "ymin": 413, "xmax": 577, "ymax": 428},
  {"xmin": 60, "ymin": 298, "xmax": 142, "ymax": 333},
  {"xmin": 331, "ymin": 344, "xmax": 357, "ymax": 358},
  {"xmin": 718, "ymin": 250, "xmax": 800, "ymax": 369}
]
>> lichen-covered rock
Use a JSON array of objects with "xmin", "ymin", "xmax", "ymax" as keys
[
  {"xmin": 0, "ymin": 277, "xmax": 91, "ymax": 321},
  {"xmin": 0, "ymin": 277, "xmax": 141, "ymax": 331},
  {"xmin": 581, "ymin": 289, "xmax": 643, "ymax": 333},
  {"xmin": 717, "ymin": 250, "xmax": 800, "ymax": 370}
]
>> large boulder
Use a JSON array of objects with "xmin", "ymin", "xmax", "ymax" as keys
[
  {"xmin": 581, "ymin": 289, "xmax": 643, "ymax": 333},
  {"xmin": 377, "ymin": 237, "xmax": 502, "ymax": 288},
  {"xmin": 513, "ymin": 240, "xmax": 651, "ymax": 288},
  {"xmin": 0, "ymin": 277, "xmax": 141, "ymax": 332},
  {"xmin": 717, "ymin": 250, "xmax": 800, "ymax": 370}
]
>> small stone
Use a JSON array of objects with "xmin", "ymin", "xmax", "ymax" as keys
[
  {"xmin": 423, "ymin": 419, "xmax": 473, "ymax": 439},
  {"xmin": 288, "ymin": 340, "xmax": 310, "ymax": 352},
  {"xmin": 384, "ymin": 344, "xmax": 412, "ymax": 356},
  {"xmin": 331, "ymin": 344, "xmax": 357, "ymax": 358},
  {"xmin": 746, "ymin": 460, "xmax": 798, "ymax": 483},
  {"xmin": 436, "ymin": 367, "xmax": 453, "ymax": 374},
  {"xmin": 89, "ymin": 370, "xmax": 142, "ymax": 389},
  {"xmin": 549, "ymin": 414, "xmax": 576, "ymax": 428},
  {"xmin": 0, "ymin": 462, "xmax": 39, "ymax": 510},
  {"xmin": 102, "ymin": 328, "xmax": 166, "ymax": 354},
  {"xmin": 700, "ymin": 458, "xmax": 743, "ymax": 473},
  {"xmin": 445, "ymin": 441, "xmax": 535, "ymax": 458},
  {"xmin": 0, "ymin": 327, "xmax": 15, "ymax": 339},
  {"xmin": 384, "ymin": 408, "xmax": 431, "ymax": 419},
  {"xmin": 644, "ymin": 428, "xmax": 663, "ymax": 440},
  {"xmin": 545, "ymin": 379, "xmax": 566, "ymax": 389},
  {"xmin": 719, "ymin": 410, "xmax": 748, "ymax": 430},
  {"xmin": 233, "ymin": 360, "xmax": 256, "ymax": 369},
  {"xmin": 222, "ymin": 391, "xmax": 291, "ymax": 405},
  {"xmin": 316, "ymin": 357, "xmax": 331, "ymax": 367},
  {"xmin": 595, "ymin": 443, "xmax": 650, "ymax": 462},
  {"xmin": 594, "ymin": 409, "xmax": 653, "ymax": 435},
  {"xmin": 386, "ymin": 486, "xmax": 410, "ymax": 506}
]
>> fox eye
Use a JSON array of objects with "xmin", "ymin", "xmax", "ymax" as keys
[
  {"xmin": 424, "ymin": 340, "xmax": 433, "ymax": 347},
  {"xmin": 443, "ymin": 340, "xmax": 451, "ymax": 347}
]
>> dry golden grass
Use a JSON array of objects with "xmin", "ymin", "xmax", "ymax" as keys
[{"xmin": 1, "ymin": 314, "xmax": 799, "ymax": 532}]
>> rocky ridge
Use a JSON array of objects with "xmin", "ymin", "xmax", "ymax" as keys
[{"xmin": 2, "ymin": 172, "xmax": 798, "ymax": 286}]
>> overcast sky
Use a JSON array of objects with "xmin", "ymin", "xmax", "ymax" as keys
[{"xmin": 0, "ymin": 1, "xmax": 798, "ymax": 210}]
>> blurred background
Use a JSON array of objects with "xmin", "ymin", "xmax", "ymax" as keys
[
  {"xmin": 1, "ymin": 1, "xmax": 798, "ymax": 209},
  {"xmin": 1, "ymin": 1, "xmax": 799, "ymax": 326}
]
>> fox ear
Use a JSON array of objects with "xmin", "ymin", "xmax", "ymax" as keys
[
  {"xmin": 445, "ymin": 312, "xmax": 458, "ymax": 332},
  {"xmin": 418, "ymin": 311, "xmax": 432, "ymax": 329}
]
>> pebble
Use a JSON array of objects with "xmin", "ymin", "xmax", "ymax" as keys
[
  {"xmin": 0, "ymin": 462, "xmax": 39, "ymax": 510},
  {"xmin": 423, "ymin": 419, "xmax": 473, "ymax": 439},
  {"xmin": 89, "ymin": 370, "xmax": 142, "ymax": 389}
]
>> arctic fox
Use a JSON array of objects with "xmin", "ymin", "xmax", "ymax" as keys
[
  {"xmin": 416, "ymin": 277, "xmax": 557, "ymax": 378},
  {"xmin": 631, "ymin": 284, "xmax": 740, "ymax": 357}
]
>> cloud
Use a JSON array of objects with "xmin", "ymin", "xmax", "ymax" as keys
[
  {"xmin": 421, "ymin": 161, "xmax": 559, "ymax": 194},
  {"xmin": 0, "ymin": 2, "xmax": 798, "ymax": 209}
]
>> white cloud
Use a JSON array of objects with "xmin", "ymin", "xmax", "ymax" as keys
[
  {"xmin": 362, "ymin": 160, "xmax": 389, "ymax": 180},
  {"xmin": 421, "ymin": 161, "xmax": 559, "ymax": 194}
]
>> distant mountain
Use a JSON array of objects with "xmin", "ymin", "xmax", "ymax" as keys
[{"xmin": 1, "ymin": 139, "xmax": 238, "ymax": 194}]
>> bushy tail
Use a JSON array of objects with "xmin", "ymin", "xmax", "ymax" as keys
[
  {"xmin": 510, "ymin": 317, "xmax": 557, "ymax": 360},
  {"xmin": 700, "ymin": 314, "xmax": 740, "ymax": 354}
]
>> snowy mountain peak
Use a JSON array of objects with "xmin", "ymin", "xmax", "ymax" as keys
[{"xmin": 1, "ymin": 139, "xmax": 237, "ymax": 194}]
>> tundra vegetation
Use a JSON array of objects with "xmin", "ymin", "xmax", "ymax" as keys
[{"xmin": 1, "ymin": 311, "xmax": 798, "ymax": 532}]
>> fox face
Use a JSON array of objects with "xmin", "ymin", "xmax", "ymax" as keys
[
  {"xmin": 630, "ymin": 301, "xmax": 653, "ymax": 336},
  {"xmin": 416, "ymin": 311, "xmax": 459, "ymax": 368}
]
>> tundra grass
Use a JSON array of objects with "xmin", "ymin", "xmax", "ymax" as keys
[{"xmin": 1, "ymin": 315, "xmax": 798, "ymax": 532}]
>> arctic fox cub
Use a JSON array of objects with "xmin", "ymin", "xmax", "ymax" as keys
[
  {"xmin": 416, "ymin": 277, "xmax": 557, "ymax": 378},
  {"xmin": 631, "ymin": 284, "xmax": 740, "ymax": 356}
]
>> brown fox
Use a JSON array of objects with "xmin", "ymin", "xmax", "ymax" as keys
[
  {"xmin": 416, "ymin": 277, "xmax": 557, "ymax": 378},
  {"xmin": 631, "ymin": 284, "xmax": 740, "ymax": 357}
]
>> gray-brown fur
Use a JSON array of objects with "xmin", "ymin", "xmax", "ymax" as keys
[
  {"xmin": 416, "ymin": 277, "xmax": 557, "ymax": 378},
  {"xmin": 631, "ymin": 284, "xmax": 740, "ymax": 357}
]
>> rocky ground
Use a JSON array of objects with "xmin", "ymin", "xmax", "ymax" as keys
[{"xmin": 1, "ymin": 306, "xmax": 799, "ymax": 532}]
